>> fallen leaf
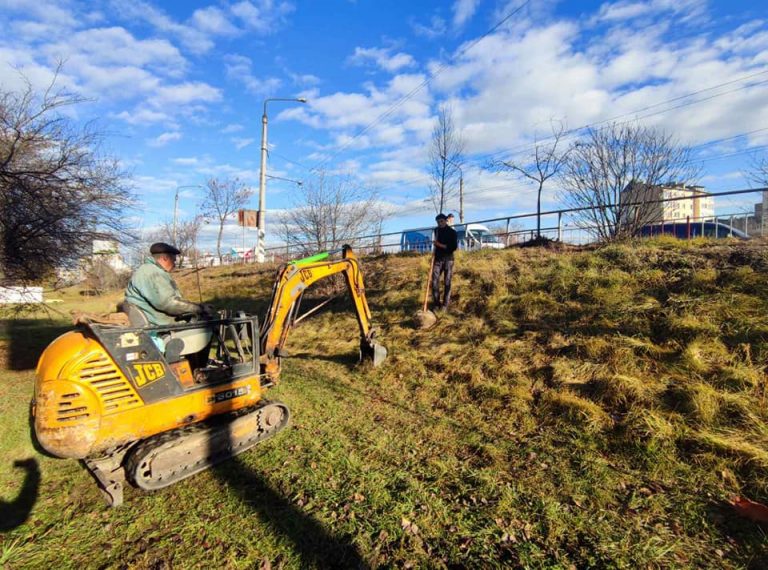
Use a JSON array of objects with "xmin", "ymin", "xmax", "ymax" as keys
[
  {"xmin": 401, "ymin": 517, "xmax": 419, "ymax": 536},
  {"xmin": 730, "ymin": 496, "xmax": 768, "ymax": 523}
]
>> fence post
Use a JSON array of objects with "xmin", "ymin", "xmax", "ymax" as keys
[
  {"xmin": 505, "ymin": 218, "xmax": 510, "ymax": 247},
  {"xmin": 729, "ymin": 215, "xmax": 734, "ymax": 237},
  {"xmin": 557, "ymin": 212, "xmax": 562, "ymax": 241},
  {"xmin": 686, "ymin": 216, "xmax": 690, "ymax": 240}
]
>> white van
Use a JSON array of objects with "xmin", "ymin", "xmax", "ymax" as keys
[
  {"xmin": 455, "ymin": 224, "xmax": 504, "ymax": 250},
  {"xmin": 400, "ymin": 223, "xmax": 503, "ymax": 252}
]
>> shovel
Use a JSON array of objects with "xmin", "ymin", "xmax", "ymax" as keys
[{"xmin": 414, "ymin": 250, "xmax": 437, "ymax": 330}]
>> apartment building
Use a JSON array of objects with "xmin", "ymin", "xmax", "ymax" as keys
[{"xmin": 621, "ymin": 182, "xmax": 714, "ymax": 225}]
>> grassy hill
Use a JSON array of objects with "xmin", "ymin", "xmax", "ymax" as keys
[{"xmin": 1, "ymin": 238, "xmax": 767, "ymax": 568}]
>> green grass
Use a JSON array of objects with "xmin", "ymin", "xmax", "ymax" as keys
[{"xmin": 2, "ymin": 240, "xmax": 768, "ymax": 568}]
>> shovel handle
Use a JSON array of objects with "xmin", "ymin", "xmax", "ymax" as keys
[{"xmin": 423, "ymin": 252, "xmax": 435, "ymax": 312}]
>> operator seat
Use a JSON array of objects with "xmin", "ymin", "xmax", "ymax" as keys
[{"xmin": 119, "ymin": 301, "xmax": 212, "ymax": 360}]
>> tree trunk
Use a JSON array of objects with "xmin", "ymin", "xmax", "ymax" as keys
[
  {"xmin": 216, "ymin": 221, "xmax": 224, "ymax": 262},
  {"xmin": 537, "ymin": 184, "xmax": 543, "ymax": 238}
]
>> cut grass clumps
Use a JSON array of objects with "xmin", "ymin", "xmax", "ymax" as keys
[
  {"xmin": 537, "ymin": 389, "xmax": 613, "ymax": 434},
  {"xmin": 680, "ymin": 337, "xmax": 731, "ymax": 375},
  {"xmin": 596, "ymin": 244, "xmax": 643, "ymax": 273},
  {"xmin": 665, "ymin": 381, "xmax": 722, "ymax": 425},
  {"xmin": 690, "ymin": 431, "xmax": 768, "ymax": 470},
  {"xmin": 714, "ymin": 364, "xmax": 763, "ymax": 392},
  {"xmin": 665, "ymin": 313, "xmax": 720, "ymax": 342},
  {"xmin": 621, "ymin": 407, "xmax": 680, "ymax": 454},
  {"xmin": 588, "ymin": 374, "xmax": 660, "ymax": 409},
  {"xmin": 515, "ymin": 290, "xmax": 564, "ymax": 323}
]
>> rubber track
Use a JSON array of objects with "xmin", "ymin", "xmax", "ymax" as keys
[{"xmin": 125, "ymin": 401, "xmax": 289, "ymax": 490}]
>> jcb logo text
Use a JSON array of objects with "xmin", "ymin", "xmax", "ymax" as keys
[{"xmin": 131, "ymin": 362, "xmax": 166, "ymax": 387}]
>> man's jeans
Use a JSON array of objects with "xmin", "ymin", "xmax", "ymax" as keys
[{"xmin": 431, "ymin": 258, "xmax": 454, "ymax": 308}]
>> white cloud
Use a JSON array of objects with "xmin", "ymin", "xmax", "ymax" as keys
[
  {"xmin": 230, "ymin": 0, "xmax": 295, "ymax": 34},
  {"xmin": 116, "ymin": 108, "xmax": 173, "ymax": 125},
  {"xmin": 110, "ymin": 0, "xmax": 215, "ymax": 54},
  {"xmin": 152, "ymin": 82, "xmax": 222, "ymax": 106},
  {"xmin": 593, "ymin": 0, "xmax": 708, "ymax": 25},
  {"xmin": 172, "ymin": 157, "xmax": 200, "ymax": 165},
  {"xmin": 221, "ymin": 123, "xmax": 245, "ymax": 133},
  {"xmin": 595, "ymin": 1, "xmax": 652, "ymax": 22},
  {"xmin": 232, "ymin": 137, "xmax": 255, "ymax": 150},
  {"xmin": 348, "ymin": 46, "xmax": 416, "ymax": 73},
  {"xmin": 191, "ymin": 6, "xmax": 239, "ymax": 35},
  {"xmin": 224, "ymin": 53, "xmax": 282, "ymax": 95},
  {"xmin": 1, "ymin": 0, "xmax": 78, "ymax": 28},
  {"xmin": 148, "ymin": 131, "xmax": 182, "ymax": 147},
  {"xmin": 453, "ymin": 0, "xmax": 480, "ymax": 28},
  {"xmin": 410, "ymin": 14, "xmax": 447, "ymax": 39},
  {"xmin": 45, "ymin": 27, "xmax": 187, "ymax": 72},
  {"xmin": 290, "ymin": 72, "xmax": 321, "ymax": 87}
]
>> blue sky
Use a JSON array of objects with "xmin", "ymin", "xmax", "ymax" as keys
[{"xmin": 1, "ymin": 0, "xmax": 768, "ymax": 254}]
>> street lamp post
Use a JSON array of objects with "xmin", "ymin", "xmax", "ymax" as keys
[
  {"xmin": 173, "ymin": 184, "xmax": 203, "ymax": 245},
  {"xmin": 257, "ymin": 97, "xmax": 307, "ymax": 262}
]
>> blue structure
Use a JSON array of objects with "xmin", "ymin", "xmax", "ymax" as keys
[
  {"xmin": 639, "ymin": 221, "xmax": 748, "ymax": 239},
  {"xmin": 400, "ymin": 228, "xmax": 433, "ymax": 253},
  {"xmin": 399, "ymin": 223, "xmax": 504, "ymax": 253}
]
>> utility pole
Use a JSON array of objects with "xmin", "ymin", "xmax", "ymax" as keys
[{"xmin": 257, "ymin": 97, "xmax": 307, "ymax": 262}]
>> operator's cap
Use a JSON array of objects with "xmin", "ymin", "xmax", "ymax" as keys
[
  {"xmin": 435, "ymin": 213, "xmax": 448, "ymax": 221},
  {"xmin": 150, "ymin": 242, "xmax": 181, "ymax": 255}
]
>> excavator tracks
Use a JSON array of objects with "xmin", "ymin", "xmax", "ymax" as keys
[{"xmin": 125, "ymin": 401, "xmax": 289, "ymax": 491}]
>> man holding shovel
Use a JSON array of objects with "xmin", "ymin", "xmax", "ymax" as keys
[{"xmin": 431, "ymin": 213, "xmax": 458, "ymax": 311}]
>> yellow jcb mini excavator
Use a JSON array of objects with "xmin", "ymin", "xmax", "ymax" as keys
[{"xmin": 32, "ymin": 246, "xmax": 386, "ymax": 506}]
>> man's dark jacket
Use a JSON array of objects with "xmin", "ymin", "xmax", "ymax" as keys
[{"xmin": 434, "ymin": 226, "xmax": 458, "ymax": 260}]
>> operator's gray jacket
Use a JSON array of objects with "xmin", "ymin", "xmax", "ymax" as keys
[{"xmin": 124, "ymin": 257, "xmax": 201, "ymax": 325}]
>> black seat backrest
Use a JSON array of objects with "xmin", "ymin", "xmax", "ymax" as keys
[{"xmin": 118, "ymin": 301, "xmax": 150, "ymax": 327}]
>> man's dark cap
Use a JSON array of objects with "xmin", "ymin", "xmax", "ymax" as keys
[
  {"xmin": 435, "ymin": 213, "xmax": 448, "ymax": 221},
  {"xmin": 447, "ymin": 213, "xmax": 455, "ymax": 218},
  {"xmin": 150, "ymin": 242, "xmax": 181, "ymax": 255}
]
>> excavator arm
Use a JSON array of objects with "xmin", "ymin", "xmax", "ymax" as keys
[{"xmin": 259, "ymin": 245, "xmax": 387, "ymax": 382}]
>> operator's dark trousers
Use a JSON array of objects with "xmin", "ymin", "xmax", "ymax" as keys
[{"xmin": 431, "ymin": 258, "xmax": 454, "ymax": 308}]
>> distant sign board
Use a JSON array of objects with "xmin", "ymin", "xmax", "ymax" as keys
[
  {"xmin": 238, "ymin": 209, "xmax": 259, "ymax": 228},
  {"xmin": 0, "ymin": 286, "xmax": 43, "ymax": 304}
]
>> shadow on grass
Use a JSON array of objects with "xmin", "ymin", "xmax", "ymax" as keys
[
  {"xmin": 2, "ymin": 319, "xmax": 71, "ymax": 371},
  {"xmin": 210, "ymin": 458, "xmax": 368, "ymax": 569},
  {"xmin": 208, "ymin": 411, "xmax": 368, "ymax": 569},
  {"xmin": 705, "ymin": 500, "xmax": 768, "ymax": 569},
  {"xmin": 0, "ymin": 458, "xmax": 40, "ymax": 531}
]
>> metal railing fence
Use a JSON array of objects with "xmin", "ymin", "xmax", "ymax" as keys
[{"xmin": 244, "ymin": 186, "xmax": 766, "ymax": 262}]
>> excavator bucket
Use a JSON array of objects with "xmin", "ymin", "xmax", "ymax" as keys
[{"xmin": 360, "ymin": 339, "xmax": 388, "ymax": 367}]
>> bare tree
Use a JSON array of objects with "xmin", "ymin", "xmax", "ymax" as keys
[
  {"xmin": 152, "ymin": 216, "xmax": 204, "ymax": 267},
  {"xmin": 488, "ymin": 121, "xmax": 570, "ymax": 240},
  {"xmin": 200, "ymin": 178, "xmax": 252, "ymax": 263},
  {"xmin": 428, "ymin": 105, "xmax": 465, "ymax": 215},
  {"xmin": 278, "ymin": 171, "xmax": 383, "ymax": 256},
  {"xmin": 559, "ymin": 122, "xmax": 698, "ymax": 242},
  {"xmin": 0, "ymin": 71, "xmax": 133, "ymax": 284},
  {"xmin": 747, "ymin": 153, "xmax": 768, "ymax": 187}
]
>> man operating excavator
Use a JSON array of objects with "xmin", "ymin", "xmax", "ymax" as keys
[{"xmin": 123, "ymin": 242, "xmax": 209, "ymax": 326}]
